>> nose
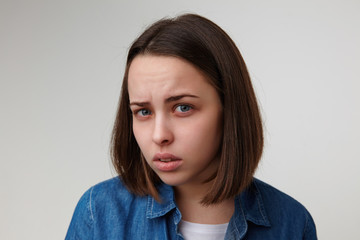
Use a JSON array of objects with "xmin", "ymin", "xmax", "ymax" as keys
[{"xmin": 152, "ymin": 115, "xmax": 174, "ymax": 146}]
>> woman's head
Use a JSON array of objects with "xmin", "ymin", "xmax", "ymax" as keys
[
  {"xmin": 111, "ymin": 14, "xmax": 263, "ymax": 204},
  {"xmin": 128, "ymin": 55, "xmax": 223, "ymax": 193}
]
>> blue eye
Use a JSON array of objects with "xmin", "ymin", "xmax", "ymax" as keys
[
  {"xmin": 138, "ymin": 109, "xmax": 152, "ymax": 116},
  {"xmin": 175, "ymin": 105, "xmax": 192, "ymax": 113}
]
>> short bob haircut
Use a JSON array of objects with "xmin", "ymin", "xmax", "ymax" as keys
[{"xmin": 111, "ymin": 13, "xmax": 263, "ymax": 205}]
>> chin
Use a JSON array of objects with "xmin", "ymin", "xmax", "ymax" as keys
[{"xmin": 157, "ymin": 174, "xmax": 187, "ymax": 187}]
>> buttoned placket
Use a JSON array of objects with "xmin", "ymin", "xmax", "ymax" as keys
[{"xmin": 146, "ymin": 180, "xmax": 271, "ymax": 240}]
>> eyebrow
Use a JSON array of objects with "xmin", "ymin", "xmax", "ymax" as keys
[{"xmin": 129, "ymin": 94, "xmax": 199, "ymax": 107}]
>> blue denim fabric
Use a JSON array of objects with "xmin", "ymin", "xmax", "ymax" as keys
[{"xmin": 65, "ymin": 177, "xmax": 317, "ymax": 239}]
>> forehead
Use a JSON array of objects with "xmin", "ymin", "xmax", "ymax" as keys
[{"xmin": 127, "ymin": 55, "xmax": 212, "ymax": 100}]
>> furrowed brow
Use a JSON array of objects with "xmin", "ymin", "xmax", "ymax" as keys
[
  {"xmin": 129, "ymin": 94, "xmax": 199, "ymax": 107},
  {"xmin": 165, "ymin": 94, "xmax": 199, "ymax": 103},
  {"xmin": 129, "ymin": 101, "xmax": 149, "ymax": 107}
]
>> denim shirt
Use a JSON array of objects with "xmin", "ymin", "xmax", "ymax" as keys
[{"xmin": 66, "ymin": 177, "xmax": 317, "ymax": 239}]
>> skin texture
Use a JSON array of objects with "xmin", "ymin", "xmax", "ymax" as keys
[{"xmin": 128, "ymin": 55, "xmax": 223, "ymax": 193}]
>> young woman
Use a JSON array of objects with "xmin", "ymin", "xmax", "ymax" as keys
[{"xmin": 66, "ymin": 14, "xmax": 317, "ymax": 239}]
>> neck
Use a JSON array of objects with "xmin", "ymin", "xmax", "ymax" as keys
[
  {"xmin": 174, "ymin": 180, "xmax": 211, "ymax": 203},
  {"xmin": 174, "ymin": 182, "xmax": 234, "ymax": 224}
]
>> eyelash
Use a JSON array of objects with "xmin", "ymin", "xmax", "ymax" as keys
[
  {"xmin": 133, "ymin": 104, "xmax": 194, "ymax": 118},
  {"xmin": 135, "ymin": 108, "xmax": 152, "ymax": 117},
  {"xmin": 174, "ymin": 104, "xmax": 193, "ymax": 113}
]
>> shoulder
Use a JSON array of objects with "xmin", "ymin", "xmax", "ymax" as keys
[
  {"xmin": 89, "ymin": 177, "xmax": 134, "ymax": 203},
  {"xmin": 80, "ymin": 177, "xmax": 147, "ymax": 215},
  {"xmin": 253, "ymin": 178, "xmax": 307, "ymax": 211},
  {"xmin": 252, "ymin": 178, "xmax": 317, "ymax": 239},
  {"xmin": 66, "ymin": 177, "xmax": 147, "ymax": 239}
]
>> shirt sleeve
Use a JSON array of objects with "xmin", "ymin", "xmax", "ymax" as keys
[
  {"xmin": 303, "ymin": 209, "xmax": 317, "ymax": 240},
  {"xmin": 65, "ymin": 187, "xmax": 94, "ymax": 240}
]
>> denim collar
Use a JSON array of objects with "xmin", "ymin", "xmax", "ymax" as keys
[
  {"xmin": 146, "ymin": 179, "xmax": 271, "ymax": 230},
  {"xmin": 146, "ymin": 183, "xmax": 177, "ymax": 218}
]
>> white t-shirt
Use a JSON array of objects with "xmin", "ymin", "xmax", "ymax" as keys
[{"xmin": 178, "ymin": 220, "xmax": 229, "ymax": 240}]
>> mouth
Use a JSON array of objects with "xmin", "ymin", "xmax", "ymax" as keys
[
  {"xmin": 158, "ymin": 158, "xmax": 172, "ymax": 162},
  {"xmin": 152, "ymin": 153, "xmax": 182, "ymax": 172},
  {"xmin": 153, "ymin": 153, "xmax": 181, "ymax": 162}
]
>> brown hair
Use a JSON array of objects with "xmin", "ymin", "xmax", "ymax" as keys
[{"xmin": 111, "ymin": 13, "xmax": 263, "ymax": 205}]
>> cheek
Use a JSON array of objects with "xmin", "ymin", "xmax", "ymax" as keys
[
  {"xmin": 132, "ymin": 124, "xmax": 155, "ymax": 167},
  {"xmin": 180, "ymin": 114, "xmax": 222, "ymax": 153},
  {"xmin": 132, "ymin": 123, "xmax": 150, "ymax": 151}
]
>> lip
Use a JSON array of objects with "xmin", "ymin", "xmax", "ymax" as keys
[
  {"xmin": 153, "ymin": 153, "xmax": 181, "ymax": 161},
  {"xmin": 152, "ymin": 153, "xmax": 182, "ymax": 172}
]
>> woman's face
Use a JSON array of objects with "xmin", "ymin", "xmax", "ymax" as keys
[{"xmin": 128, "ymin": 55, "xmax": 223, "ymax": 188}]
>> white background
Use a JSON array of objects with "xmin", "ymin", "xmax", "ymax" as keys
[{"xmin": 1, "ymin": 0, "xmax": 359, "ymax": 239}]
